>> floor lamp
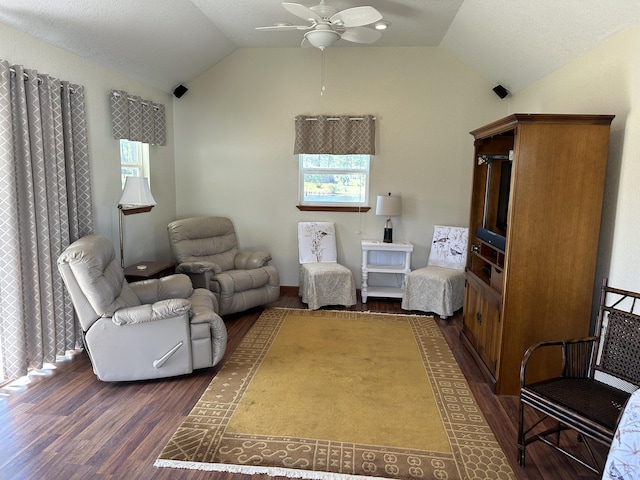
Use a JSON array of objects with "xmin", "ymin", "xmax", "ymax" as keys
[{"xmin": 118, "ymin": 176, "xmax": 157, "ymax": 268}]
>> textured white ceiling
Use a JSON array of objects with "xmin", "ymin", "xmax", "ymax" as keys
[
  {"xmin": 440, "ymin": 0, "xmax": 640, "ymax": 92},
  {"xmin": 0, "ymin": 0, "xmax": 638, "ymax": 93}
]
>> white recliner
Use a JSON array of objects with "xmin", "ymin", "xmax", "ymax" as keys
[
  {"xmin": 298, "ymin": 221, "xmax": 356, "ymax": 310},
  {"xmin": 402, "ymin": 225, "xmax": 469, "ymax": 319},
  {"xmin": 57, "ymin": 234, "xmax": 227, "ymax": 382},
  {"xmin": 167, "ymin": 217, "xmax": 280, "ymax": 316}
]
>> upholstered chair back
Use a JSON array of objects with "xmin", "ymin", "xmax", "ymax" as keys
[
  {"xmin": 298, "ymin": 222, "xmax": 339, "ymax": 263},
  {"xmin": 57, "ymin": 235, "xmax": 141, "ymax": 331},
  {"xmin": 426, "ymin": 225, "xmax": 468, "ymax": 271},
  {"xmin": 168, "ymin": 217, "xmax": 240, "ymax": 271}
]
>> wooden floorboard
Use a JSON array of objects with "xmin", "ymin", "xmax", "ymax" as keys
[{"xmin": 0, "ymin": 289, "xmax": 604, "ymax": 480}]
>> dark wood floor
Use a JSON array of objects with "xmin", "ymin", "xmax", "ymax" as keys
[{"xmin": 0, "ymin": 288, "xmax": 604, "ymax": 480}]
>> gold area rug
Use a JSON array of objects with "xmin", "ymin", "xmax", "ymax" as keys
[{"xmin": 155, "ymin": 308, "xmax": 515, "ymax": 480}]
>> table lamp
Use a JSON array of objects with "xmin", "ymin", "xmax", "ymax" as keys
[{"xmin": 376, "ymin": 193, "xmax": 402, "ymax": 243}]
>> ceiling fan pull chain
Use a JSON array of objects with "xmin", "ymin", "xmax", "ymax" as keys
[{"xmin": 320, "ymin": 47, "xmax": 326, "ymax": 96}]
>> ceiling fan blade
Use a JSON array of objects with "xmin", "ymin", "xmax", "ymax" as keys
[
  {"xmin": 256, "ymin": 24, "xmax": 311, "ymax": 31},
  {"xmin": 340, "ymin": 26, "xmax": 381, "ymax": 44},
  {"xmin": 330, "ymin": 6, "xmax": 382, "ymax": 27},
  {"xmin": 282, "ymin": 2, "xmax": 322, "ymax": 23}
]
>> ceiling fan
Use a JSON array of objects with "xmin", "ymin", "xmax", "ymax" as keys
[{"xmin": 256, "ymin": 1, "xmax": 385, "ymax": 50}]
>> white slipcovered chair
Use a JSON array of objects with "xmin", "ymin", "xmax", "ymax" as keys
[
  {"xmin": 298, "ymin": 222, "xmax": 356, "ymax": 310},
  {"xmin": 402, "ymin": 225, "xmax": 469, "ymax": 319}
]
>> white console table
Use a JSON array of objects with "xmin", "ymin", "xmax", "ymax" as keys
[{"xmin": 361, "ymin": 240, "xmax": 413, "ymax": 303}]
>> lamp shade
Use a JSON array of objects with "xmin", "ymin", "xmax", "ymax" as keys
[
  {"xmin": 118, "ymin": 176, "xmax": 156, "ymax": 210},
  {"xmin": 375, "ymin": 195, "xmax": 402, "ymax": 217}
]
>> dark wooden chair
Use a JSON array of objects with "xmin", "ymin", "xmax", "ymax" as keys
[{"xmin": 518, "ymin": 278, "xmax": 640, "ymax": 474}]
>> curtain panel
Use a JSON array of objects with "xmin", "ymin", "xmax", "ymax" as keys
[
  {"xmin": 0, "ymin": 60, "xmax": 92, "ymax": 381},
  {"xmin": 110, "ymin": 90, "xmax": 166, "ymax": 145},
  {"xmin": 294, "ymin": 115, "xmax": 376, "ymax": 155}
]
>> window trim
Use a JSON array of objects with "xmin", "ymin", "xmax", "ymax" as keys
[{"xmin": 298, "ymin": 154, "xmax": 370, "ymax": 211}]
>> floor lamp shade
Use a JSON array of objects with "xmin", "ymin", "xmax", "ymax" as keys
[
  {"xmin": 118, "ymin": 176, "xmax": 157, "ymax": 212},
  {"xmin": 118, "ymin": 176, "xmax": 156, "ymax": 268},
  {"xmin": 376, "ymin": 194, "xmax": 402, "ymax": 243}
]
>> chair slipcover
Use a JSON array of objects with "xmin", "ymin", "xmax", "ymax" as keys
[
  {"xmin": 298, "ymin": 222, "xmax": 356, "ymax": 310},
  {"xmin": 167, "ymin": 217, "xmax": 280, "ymax": 316},
  {"xmin": 401, "ymin": 225, "xmax": 468, "ymax": 318},
  {"xmin": 57, "ymin": 235, "xmax": 227, "ymax": 381}
]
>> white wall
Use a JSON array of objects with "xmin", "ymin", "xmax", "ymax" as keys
[
  {"xmin": 0, "ymin": 24, "xmax": 177, "ymax": 264},
  {"xmin": 4, "ymin": 16, "xmax": 637, "ymax": 301},
  {"xmin": 508, "ymin": 23, "xmax": 640, "ymax": 297},
  {"xmin": 173, "ymin": 46, "xmax": 506, "ymax": 286}
]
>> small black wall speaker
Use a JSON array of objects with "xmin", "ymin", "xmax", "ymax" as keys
[
  {"xmin": 173, "ymin": 84, "xmax": 188, "ymax": 98},
  {"xmin": 493, "ymin": 84, "xmax": 509, "ymax": 99}
]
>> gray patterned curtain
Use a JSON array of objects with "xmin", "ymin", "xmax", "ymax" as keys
[
  {"xmin": 294, "ymin": 115, "xmax": 376, "ymax": 154},
  {"xmin": 0, "ymin": 60, "xmax": 92, "ymax": 382},
  {"xmin": 110, "ymin": 90, "xmax": 166, "ymax": 145}
]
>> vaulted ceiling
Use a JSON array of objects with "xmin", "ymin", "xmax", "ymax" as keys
[{"xmin": 1, "ymin": 0, "xmax": 639, "ymax": 94}]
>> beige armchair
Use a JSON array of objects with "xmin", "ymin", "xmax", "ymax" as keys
[
  {"xmin": 57, "ymin": 235, "xmax": 227, "ymax": 382},
  {"xmin": 167, "ymin": 217, "xmax": 280, "ymax": 316}
]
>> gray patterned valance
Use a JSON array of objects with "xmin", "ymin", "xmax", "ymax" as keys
[
  {"xmin": 294, "ymin": 115, "xmax": 375, "ymax": 155},
  {"xmin": 110, "ymin": 90, "xmax": 166, "ymax": 146}
]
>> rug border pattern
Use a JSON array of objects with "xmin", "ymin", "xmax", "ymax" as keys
[{"xmin": 155, "ymin": 308, "xmax": 515, "ymax": 480}]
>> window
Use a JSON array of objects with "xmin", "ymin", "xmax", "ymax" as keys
[
  {"xmin": 298, "ymin": 154, "xmax": 370, "ymax": 208},
  {"xmin": 119, "ymin": 139, "xmax": 149, "ymax": 187}
]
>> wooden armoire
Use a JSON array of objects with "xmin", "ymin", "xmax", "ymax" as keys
[{"xmin": 461, "ymin": 114, "xmax": 614, "ymax": 395}]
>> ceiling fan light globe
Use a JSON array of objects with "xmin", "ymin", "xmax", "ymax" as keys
[{"xmin": 304, "ymin": 29, "xmax": 340, "ymax": 49}]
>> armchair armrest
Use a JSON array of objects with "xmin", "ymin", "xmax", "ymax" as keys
[
  {"xmin": 175, "ymin": 261, "xmax": 222, "ymax": 290},
  {"xmin": 112, "ymin": 298, "xmax": 191, "ymax": 326},
  {"xmin": 130, "ymin": 274, "xmax": 193, "ymax": 303},
  {"xmin": 176, "ymin": 261, "xmax": 222, "ymax": 275},
  {"xmin": 188, "ymin": 288, "xmax": 220, "ymax": 319},
  {"xmin": 520, "ymin": 336, "xmax": 597, "ymax": 388},
  {"xmin": 235, "ymin": 250, "xmax": 272, "ymax": 270}
]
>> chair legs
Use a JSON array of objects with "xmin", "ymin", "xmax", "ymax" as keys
[
  {"xmin": 518, "ymin": 400, "xmax": 565, "ymax": 466},
  {"xmin": 518, "ymin": 399, "xmax": 526, "ymax": 466},
  {"xmin": 519, "ymin": 400, "xmax": 605, "ymax": 474}
]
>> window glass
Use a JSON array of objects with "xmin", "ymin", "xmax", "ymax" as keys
[
  {"xmin": 299, "ymin": 154, "xmax": 370, "ymax": 207},
  {"xmin": 120, "ymin": 140, "xmax": 149, "ymax": 187}
]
